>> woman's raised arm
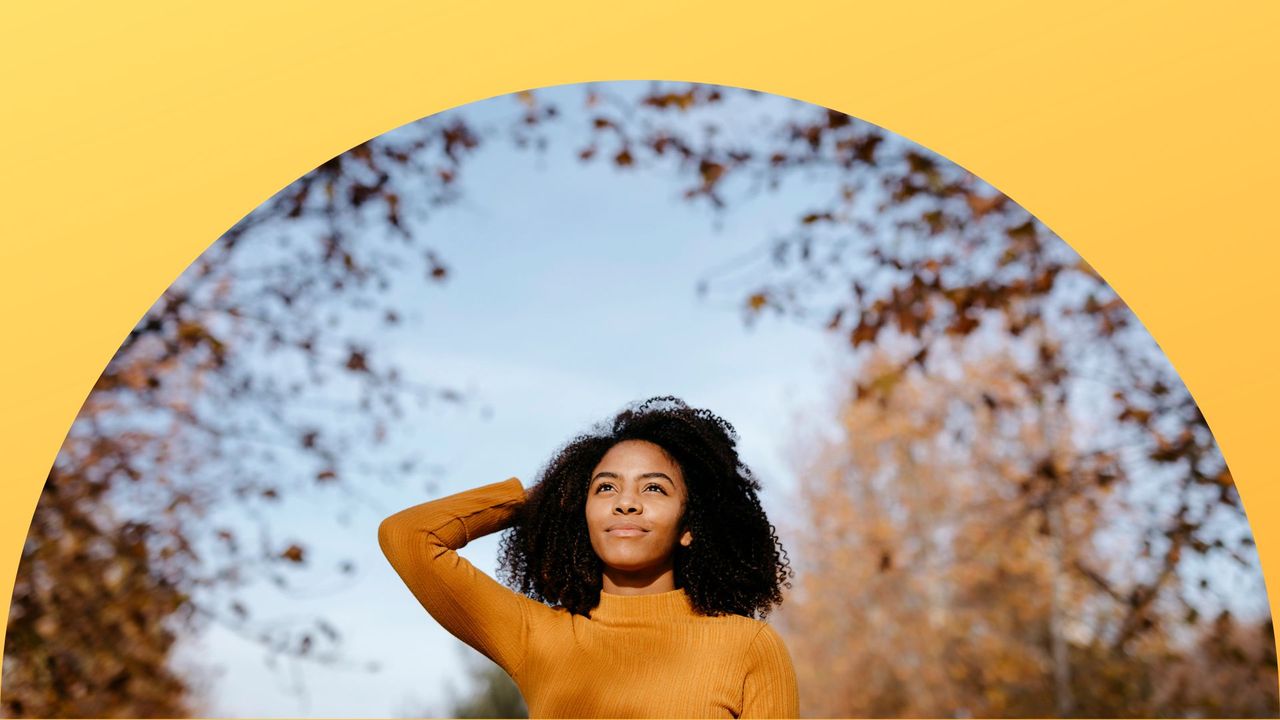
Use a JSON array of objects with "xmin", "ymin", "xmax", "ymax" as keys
[{"xmin": 377, "ymin": 476, "xmax": 537, "ymax": 679}]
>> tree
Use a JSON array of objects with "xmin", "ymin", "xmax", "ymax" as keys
[
  {"xmin": 396, "ymin": 650, "xmax": 527, "ymax": 720},
  {"xmin": 444, "ymin": 654, "xmax": 527, "ymax": 720},
  {"xmin": 5, "ymin": 113, "xmax": 495, "ymax": 715},
  {"xmin": 778, "ymin": 341, "xmax": 1276, "ymax": 717},
  {"xmin": 3, "ymin": 469, "xmax": 194, "ymax": 718}
]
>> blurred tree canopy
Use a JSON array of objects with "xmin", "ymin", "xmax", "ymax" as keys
[
  {"xmin": 444, "ymin": 654, "xmax": 527, "ymax": 719},
  {"xmin": 5, "ymin": 113, "xmax": 488, "ymax": 716},
  {"xmin": 4, "ymin": 81, "xmax": 1271, "ymax": 718},
  {"xmin": 396, "ymin": 652, "xmax": 526, "ymax": 720},
  {"xmin": 777, "ymin": 345, "xmax": 1277, "ymax": 717}
]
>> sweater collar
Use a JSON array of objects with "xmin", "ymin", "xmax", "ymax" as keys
[{"xmin": 590, "ymin": 587, "xmax": 697, "ymax": 623}]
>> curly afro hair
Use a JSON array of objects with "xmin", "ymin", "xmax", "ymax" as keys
[{"xmin": 497, "ymin": 395, "xmax": 792, "ymax": 619}]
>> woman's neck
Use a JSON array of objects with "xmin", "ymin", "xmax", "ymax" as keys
[{"xmin": 601, "ymin": 564, "xmax": 677, "ymax": 595}]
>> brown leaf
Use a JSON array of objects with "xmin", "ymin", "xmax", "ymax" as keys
[
  {"xmin": 945, "ymin": 313, "xmax": 980, "ymax": 337},
  {"xmin": 698, "ymin": 160, "xmax": 725, "ymax": 187},
  {"xmin": 1005, "ymin": 219, "xmax": 1037, "ymax": 243},
  {"xmin": 345, "ymin": 350, "xmax": 369, "ymax": 373},
  {"xmin": 1118, "ymin": 406, "xmax": 1153, "ymax": 425},
  {"xmin": 850, "ymin": 320, "xmax": 878, "ymax": 347},
  {"xmin": 965, "ymin": 191, "xmax": 1007, "ymax": 218},
  {"xmin": 922, "ymin": 210, "xmax": 945, "ymax": 235}
]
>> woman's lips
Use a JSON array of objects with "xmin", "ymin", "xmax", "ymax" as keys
[{"xmin": 607, "ymin": 526, "xmax": 647, "ymax": 536}]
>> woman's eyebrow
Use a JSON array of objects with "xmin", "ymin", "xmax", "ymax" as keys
[{"xmin": 590, "ymin": 471, "xmax": 675, "ymax": 484}]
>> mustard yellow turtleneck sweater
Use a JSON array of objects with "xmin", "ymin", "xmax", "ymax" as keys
[{"xmin": 377, "ymin": 477, "xmax": 799, "ymax": 719}]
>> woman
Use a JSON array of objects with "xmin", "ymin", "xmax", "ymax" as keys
[{"xmin": 378, "ymin": 396, "xmax": 798, "ymax": 718}]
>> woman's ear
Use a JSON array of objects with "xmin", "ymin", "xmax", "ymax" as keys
[{"xmin": 679, "ymin": 528, "xmax": 693, "ymax": 547}]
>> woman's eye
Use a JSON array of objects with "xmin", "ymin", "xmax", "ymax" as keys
[{"xmin": 592, "ymin": 482, "xmax": 665, "ymax": 494}]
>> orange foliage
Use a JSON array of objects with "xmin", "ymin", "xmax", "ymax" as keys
[{"xmin": 776, "ymin": 342, "xmax": 1277, "ymax": 718}]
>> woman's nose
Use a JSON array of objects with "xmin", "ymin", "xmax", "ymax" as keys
[{"xmin": 614, "ymin": 495, "xmax": 640, "ymax": 514}]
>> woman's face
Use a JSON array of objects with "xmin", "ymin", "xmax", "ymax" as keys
[{"xmin": 585, "ymin": 440, "xmax": 693, "ymax": 581}]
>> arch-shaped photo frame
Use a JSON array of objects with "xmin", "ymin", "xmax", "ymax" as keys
[{"xmin": 3, "ymin": 3, "xmax": 1277, "ymax": 717}]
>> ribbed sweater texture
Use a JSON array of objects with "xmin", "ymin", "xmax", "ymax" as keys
[{"xmin": 377, "ymin": 476, "xmax": 800, "ymax": 719}]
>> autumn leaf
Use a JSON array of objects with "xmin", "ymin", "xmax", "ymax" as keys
[
  {"xmin": 1005, "ymin": 219, "xmax": 1037, "ymax": 243},
  {"xmin": 922, "ymin": 209, "xmax": 946, "ymax": 235},
  {"xmin": 698, "ymin": 159, "xmax": 725, "ymax": 187},
  {"xmin": 965, "ymin": 191, "xmax": 1007, "ymax": 218},
  {"xmin": 1118, "ymin": 406, "xmax": 1153, "ymax": 425},
  {"xmin": 946, "ymin": 313, "xmax": 980, "ymax": 337},
  {"xmin": 905, "ymin": 151, "xmax": 935, "ymax": 174},
  {"xmin": 850, "ymin": 320, "xmax": 878, "ymax": 347},
  {"xmin": 854, "ymin": 134, "xmax": 883, "ymax": 164},
  {"xmin": 345, "ymin": 349, "xmax": 369, "ymax": 373}
]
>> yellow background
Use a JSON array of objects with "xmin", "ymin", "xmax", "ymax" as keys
[{"xmin": 3, "ymin": 0, "xmax": 1278, "ymax": 701}]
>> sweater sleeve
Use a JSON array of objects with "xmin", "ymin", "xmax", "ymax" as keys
[
  {"xmin": 377, "ymin": 476, "xmax": 536, "ymax": 678},
  {"xmin": 740, "ymin": 623, "xmax": 800, "ymax": 718}
]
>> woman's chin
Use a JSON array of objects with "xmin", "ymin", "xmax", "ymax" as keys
[
  {"xmin": 602, "ymin": 562, "xmax": 650, "ymax": 575},
  {"xmin": 600, "ymin": 557, "xmax": 666, "ymax": 576}
]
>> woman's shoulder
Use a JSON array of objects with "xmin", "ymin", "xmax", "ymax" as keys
[
  {"xmin": 695, "ymin": 614, "xmax": 790, "ymax": 666},
  {"xmin": 694, "ymin": 609, "xmax": 778, "ymax": 637},
  {"xmin": 740, "ymin": 616, "xmax": 794, "ymax": 654}
]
